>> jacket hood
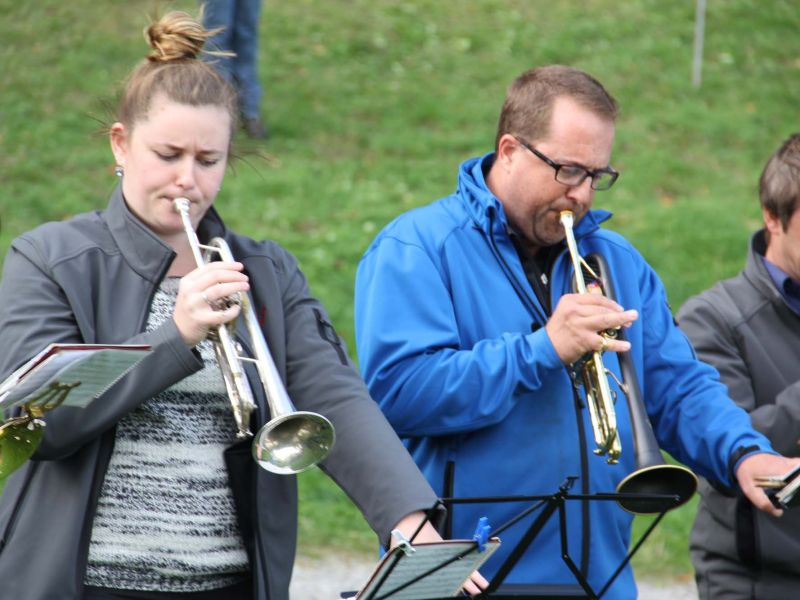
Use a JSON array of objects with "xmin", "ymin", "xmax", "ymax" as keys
[{"xmin": 456, "ymin": 151, "xmax": 613, "ymax": 239}]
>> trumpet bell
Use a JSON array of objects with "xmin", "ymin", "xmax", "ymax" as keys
[
  {"xmin": 252, "ymin": 411, "xmax": 335, "ymax": 474},
  {"xmin": 616, "ymin": 463, "xmax": 698, "ymax": 514}
]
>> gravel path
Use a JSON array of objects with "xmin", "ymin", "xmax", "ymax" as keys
[{"xmin": 289, "ymin": 554, "xmax": 699, "ymax": 599}]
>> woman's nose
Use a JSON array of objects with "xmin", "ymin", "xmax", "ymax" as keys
[{"xmin": 175, "ymin": 157, "xmax": 197, "ymax": 190}]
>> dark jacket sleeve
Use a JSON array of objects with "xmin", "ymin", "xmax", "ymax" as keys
[
  {"xmin": 0, "ymin": 237, "xmax": 203, "ymax": 460},
  {"xmin": 270, "ymin": 246, "xmax": 440, "ymax": 545},
  {"xmin": 677, "ymin": 291, "xmax": 800, "ymax": 457}
]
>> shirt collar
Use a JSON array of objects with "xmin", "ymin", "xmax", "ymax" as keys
[{"xmin": 761, "ymin": 254, "xmax": 800, "ymax": 316}]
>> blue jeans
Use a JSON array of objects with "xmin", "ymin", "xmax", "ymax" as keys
[{"xmin": 202, "ymin": 0, "xmax": 263, "ymax": 120}]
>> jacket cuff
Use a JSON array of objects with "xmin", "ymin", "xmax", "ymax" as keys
[{"xmin": 728, "ymin": 444, "xmax": 764, "ymax": 486}]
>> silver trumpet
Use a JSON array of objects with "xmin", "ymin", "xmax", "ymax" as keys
[{"xmin": 174, "ymin": 198, "xmax": 335, "ymax": 474}]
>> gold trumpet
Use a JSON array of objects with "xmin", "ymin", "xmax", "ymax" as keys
[
  {"xmin": 560, "ymin": 210, "xmax": 697, "ymax": 513},
  {"xmin": 174, "ymin": 198, "xmax": 335, "ymax": 474},
  {"xmin": 560, "ymin": 210, "xmax": 621, "ymax": 463}
]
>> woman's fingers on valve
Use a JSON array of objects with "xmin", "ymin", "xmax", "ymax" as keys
[
  {"xmin": 200, "ymin": 281, "xmax": 246, "ymax": 312},
  {"xmin": 182, "ymin": 264, "xmax": 250, "ymax": 313},
  {"xmin": 194, "ymin": 261, "xmax": 249, "ymax": 287}
]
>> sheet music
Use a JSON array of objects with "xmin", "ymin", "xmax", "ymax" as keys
[
  {"xmin": 776, "ymin": 470, "xmax": 800, "ymax": 507},
  {"xmin": 357, "ymin": 539, "xmax": 500, "ymax": 599},
  {"xmin": 0, "ymin": 344, "xmax": 151, "ymax": 410}
]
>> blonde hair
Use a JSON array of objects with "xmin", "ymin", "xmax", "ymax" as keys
[{"xmin": 116, "ymin": 10, "xmax": 238, "ymax": 135}]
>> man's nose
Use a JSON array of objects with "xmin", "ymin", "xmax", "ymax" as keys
[{"xmin": 565, "ymin": 176, "xmax": 594, "ymax": 206}]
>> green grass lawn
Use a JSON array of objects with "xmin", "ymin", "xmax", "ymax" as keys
[{"xmin": 2, "ymin": 0, "xmax": 799, "ymax": 582}]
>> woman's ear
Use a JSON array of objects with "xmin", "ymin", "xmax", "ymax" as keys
[{"xmin": 110, "ymin": 122, "xmax": 128, "ymax": 168}]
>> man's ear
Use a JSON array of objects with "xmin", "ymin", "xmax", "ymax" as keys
[
  {"xmin": 109, "ymin": 122, "xmax": 128, "ymax": 168},
  {"xmin": 496, "ymin": 133, "xmax": 521, "ymax": 171},
  {"xmin": 763, "ymin": 207, "xmax": 783, "ymax": 236}
]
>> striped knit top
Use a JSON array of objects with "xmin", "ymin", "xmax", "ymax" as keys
[{"xmin": 84, "ymin": 278, "xmax": 250, "ymax": 592}]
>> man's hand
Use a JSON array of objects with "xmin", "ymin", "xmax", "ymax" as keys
[
  {"xmin": 736, "ymin": 452, "xmax": 800, "ymax": 517},
  {"xmin": 545, "ymin": 293, "xmax": 638, "ymax": 364}
]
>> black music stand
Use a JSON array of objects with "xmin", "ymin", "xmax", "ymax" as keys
[
  {"xmin": 448, "ymin": 477, "xmax": 678, "ymax": 599},
  {"xmin": 348, "ymin": 477, "xmax": 679, "ymax": 600}
]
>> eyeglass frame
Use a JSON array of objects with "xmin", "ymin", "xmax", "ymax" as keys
[{"xmin": 513, "ymin": 136, "xmax": 620, "ymax": 191}]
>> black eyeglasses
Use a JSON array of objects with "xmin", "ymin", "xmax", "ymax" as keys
[{"xmin": 514, "ymin": 137, "xmax": 619, "ymax": 191}]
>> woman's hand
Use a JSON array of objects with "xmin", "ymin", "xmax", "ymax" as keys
[{"xmin": 172, "ymin": 261, "xmax": 250, "ymax": 347}]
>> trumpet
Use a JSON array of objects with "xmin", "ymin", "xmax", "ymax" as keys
[
  {"xmin": 560, "ymin": 210, "xmax": 621, "ymax": 463},
  {"xmin": 560, "ymin": 210, "xmax": 697, "ymax": 513},
  {"xmin": 174, "ymin": 198, "xmax": 335, "ymax": 474}
]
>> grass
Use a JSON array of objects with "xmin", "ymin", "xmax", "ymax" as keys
[{"xmin": 2, "ymin": 0, "xmax": 799, "ymax": 583}]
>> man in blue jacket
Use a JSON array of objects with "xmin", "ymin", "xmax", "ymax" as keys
[{"xmin": 354, "ymin": 65, "xmax": 799, "ymax": 599}]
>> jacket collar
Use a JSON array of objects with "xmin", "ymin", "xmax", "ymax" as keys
[
  {"xmin": 747, "ymin": 228, "xmax": 795, "ymax": 307},
  {"xmin": 457, "ymin": 151, "xmax": 613, "ymax": 240},
  {"xmin": 103, "ymin": 185, "xmax": 229, "ymax": 282}
]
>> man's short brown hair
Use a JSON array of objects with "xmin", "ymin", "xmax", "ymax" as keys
[
  {"xmin": 760, "ymin": 133, "xmax": 800, "ymax": 230},
  {"xmin": 494, "ymin": 65, "xmax": 618, "ymax": 150}
]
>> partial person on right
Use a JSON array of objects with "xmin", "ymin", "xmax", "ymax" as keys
[{"xmin": 678, "ymin": 132, "xmax": 800, "ymax": 599}]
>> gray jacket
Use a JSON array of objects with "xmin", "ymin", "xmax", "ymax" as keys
[
  {"xmin": 678, "ymin": 230, "xmax": 800, "ymax": 596},
  {"xmin": 0, "ymin": 187, "xmax": 438, "ymax": 600}
]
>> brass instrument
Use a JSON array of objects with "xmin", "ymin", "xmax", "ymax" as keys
[
  {"xmin": 174, "ymin": 198, "xmax": 335, "ymax": 474},
  {"xmin": 560, "ymin": 210, "xmax": 621, "ymax": 462},
  {"xmin": 756, "ymin": 464, "xmax": 800, "ymax": 509},
  {"xmin": 560, "ymin": 210, "xmax": 697, "ymax": 513}
]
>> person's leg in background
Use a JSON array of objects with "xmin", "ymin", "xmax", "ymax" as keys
[
  {"xmin": 230, "ymin": 0, "xmax": 266, "ymax": 139},
  {"xmin": 202, "ymin": 0, "xmax": 267, "ymax": 139}
]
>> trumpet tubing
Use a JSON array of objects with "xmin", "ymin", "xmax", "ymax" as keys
[
  {"xmin": 586, "ymin": 251, "xmax": 697, "ymax": 514},
  {"xmin": 173, "ymin": 198, "xmax": 335, "ymax": 474},
  {"xmin": 560, "ymin": 210, "xmax": 620, "ymax": 463},
  {"xmin": 559, "ymin": 209, "xmax": 697, "ymax": 514}
]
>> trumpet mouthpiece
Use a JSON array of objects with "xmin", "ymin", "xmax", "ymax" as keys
[{"xmin": 173, "ymin": 197, "xmax": 190, "ymax": 213}]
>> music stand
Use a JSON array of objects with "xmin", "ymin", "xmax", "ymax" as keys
[
  {"xmin": 348, "ymin": 477, "xmax": 676, "ymax": 600},
  {"xmin": 443, "ymin": 477, "xmax": 678, "ymax": 599}
]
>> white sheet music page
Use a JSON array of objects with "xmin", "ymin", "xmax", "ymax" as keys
[
  {"xmin": 0, "ymin": 344, "xmax": 151, "ymax": 410},
  {"xmin": 357, "ymin": 538, "xmax": 500, "ymax": 599}
]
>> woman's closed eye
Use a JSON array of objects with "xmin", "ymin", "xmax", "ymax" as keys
[{"xmin": 155, "ymin": 151, "xmax": 219, "ymax": 168}]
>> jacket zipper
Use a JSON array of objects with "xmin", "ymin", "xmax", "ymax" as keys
[
  {"xmin": 486, "ymin": 211, "xmax": 548, "ymax": 325},
  {"xmin": 485, "ymin": 209, "xmax": 592, "ymax": 577}
]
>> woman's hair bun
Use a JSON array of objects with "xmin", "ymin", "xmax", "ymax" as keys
[{"xmin": 144, "ymin": 10, "xmax": 216, "ymax": 63}]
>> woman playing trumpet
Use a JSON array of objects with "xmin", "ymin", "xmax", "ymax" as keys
[{"xmin": 0, "ymin": 10, "xmax": 484, "ymax": 600}]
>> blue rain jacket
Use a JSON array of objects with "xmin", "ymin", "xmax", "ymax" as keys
[{"xmin": 354, "ymin": 153, "xmax": 772, "ymax": 599}]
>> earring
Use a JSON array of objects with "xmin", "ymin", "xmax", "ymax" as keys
[{"xmin": 114, "ymin": 165, "xmax": 124, "ymax": 178}]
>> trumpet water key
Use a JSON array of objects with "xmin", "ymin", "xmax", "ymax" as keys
[{"xmin": 174, "ymin": 198, "xmax": 335, "ymax": 474}]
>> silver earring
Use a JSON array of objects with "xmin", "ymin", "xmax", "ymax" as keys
[{"xmin": 114, "ymin": 165, "xmax": 124, "ymax": 178}]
